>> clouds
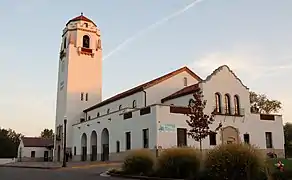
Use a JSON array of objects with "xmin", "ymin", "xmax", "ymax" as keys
[{"xmin": 188, "ymin": 43, "xmax": 292, "ymax": 82}]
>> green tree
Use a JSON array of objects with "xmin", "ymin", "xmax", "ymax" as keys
[
  {"xmin": 284, "ymin": 123, "xmax": 292, "ymax": 158},
  {"xmin": 250, "ymin": 91, "xmax": 282, "ymax": 114},
  {"xmin": 186, "ymin": 90, "xmax": 222, "ymax": 152},
  {"xmin": 0, "ymin": 128, "xmax": 22, "ymax": 158},
  {"xmin": 40, "ymin": 129, "xmax": 54, "ymax": 140}
]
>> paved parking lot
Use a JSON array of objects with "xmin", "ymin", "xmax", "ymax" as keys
[{"xmin": 0, "ymin": 165, "xmax": 123, "ymax": 180}]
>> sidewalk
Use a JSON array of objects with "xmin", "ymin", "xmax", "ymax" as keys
[{"xmin": 0, "ymin": 161, "xmax": 122, "ymax": 170}]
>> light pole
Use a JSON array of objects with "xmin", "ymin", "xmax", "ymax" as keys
[{"xmin": 62, "ymin": 116, "xmax": 67, "ymax": 167}]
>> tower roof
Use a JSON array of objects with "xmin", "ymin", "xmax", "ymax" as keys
[{"xmin": 66, "ymin": 13, "xmax": 97, "ymax": 27}]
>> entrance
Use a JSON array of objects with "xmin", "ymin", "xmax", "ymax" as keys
[
  {"xmin": 82, "ymin": 146, "xmax": 87, "ymax": 161},
  {"xmin": 101, "ymin": 128, "xmax": 109, "ymax": 161},
  {"xmin": 101, "ymin": 144, "xmax": 109, "ymax": 161},
  {"xmin": 221, "ymin": 126, "xmax": 240, "ymax": 144},
  {"xmin": 57, "ymin": 145, "xmax": 61, "ymax": 162},
  {"xmin": 44, "ymin": 151, "xmax": 49, "ymax": 162},
  {"xmin": 81, "ymin": 133, "xmax": 88, "ymax": 161}
]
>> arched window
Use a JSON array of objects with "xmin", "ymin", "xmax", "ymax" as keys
[
  {"xmin": 82, "ymin": 35, "xmax": 90, "ymax": 48},
  {"xmin": 215, "ymin": 93, "xmax": 222, "ymax": 113},
  {"xmin": 107, "ymin": 108, "xmax": 110, "ymax": 114},
  {"xmin": 224, "ymin": 94, "xmax": 231, "ymax": 114},
  {"xmin": 132, "ymin": 100, "xmax": 137, "ymax": 108},
  {"xmin": 63, "ymin": 37, "xmax": 67, "ymax": 49},
  {"xmin": 97, "ymin": 112, "xmax": 100, "ymax": 117},
  {"xmin": 119, "ymin": 105, "xmax": 122, "ymax": 110},
  {"xmin": 234, "ymin": 95, "xmax": 240, "ymax": 115}
]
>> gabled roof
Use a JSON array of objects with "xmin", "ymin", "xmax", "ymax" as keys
[
  {"xmin": 202, "ymin": 65, "xmax": 249, "ymax": 90},
  {"xmin": 21, "ymin": 137, "xmax": 53, "ymax": 148},
  {"xmin": 161, "ymin": 83, "xmax": 200, "ymax": 103},
  {"xmin": 66, "ymin": 14, "xmax": 97, "ymax": 27},
  {"xmin": 84, "ymin": 66, "xmax": 202, "ymax": 112}
]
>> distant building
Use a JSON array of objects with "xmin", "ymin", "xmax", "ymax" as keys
[
  {"xmin": 54, "ymin": 14, "xmax": 285, "ymax": 162},
  {"xmin": 18, "ymin": 137, "xmax": 53, "ymax": 162}
]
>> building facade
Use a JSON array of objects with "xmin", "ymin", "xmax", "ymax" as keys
[{"xmin": 54, "ymin": 15, "xmax": 285, "ymax": 162}]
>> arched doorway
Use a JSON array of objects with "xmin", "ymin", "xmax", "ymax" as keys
[
  {"xmin": 221, "ymin": 126, "xmax": 240, "ymax": 144},
  {"xmin": 101, "ymin": 128, "xmax": 109, "ymax": 161},
  {"xmin": 90, "ymin": 131, "xmax": 97, "ymax": 161},
  {"xmin": 81, "ymin": 133, "xmax": 87, "ymax": 161}
]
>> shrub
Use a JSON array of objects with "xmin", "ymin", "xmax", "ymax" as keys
[
  {"xmin": 122, "ymin": 149, "xmax": 155, "ymax": 175},
  {"xmin": 156, "ymin": 147, "xmax": 201, "ymax": 179},
  {"xmin": 204, "ymin": 143, "xmax": 267, "ymax": 180}
]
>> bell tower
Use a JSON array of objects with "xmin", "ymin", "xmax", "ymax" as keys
[{"xmin": 54, "ymin": 13, "xmax": 102, "ymax": 161}]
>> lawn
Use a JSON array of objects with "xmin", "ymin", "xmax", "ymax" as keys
[{"xmin": 267, "ymin": 158, "xmax": 292, "ymax": 170}]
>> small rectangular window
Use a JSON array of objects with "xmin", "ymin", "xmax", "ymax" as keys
[
  {"xmin": 88, "ymin": 116, "xmax": 91, "ymax": 120},
  {"xmin": 126, "ymin": 132, "xmax": 131, "ymax": 150},
  {"xmin": 116, "ymin": 141, "xmax": 120, "ymax": 153},
  {"xmin": 143, "ymin": 129, "xmax": 149, "ymax": 148},
  {"xmin": 84, "ymin": 23, "xmax": 88, "ymax": 28},
  {"xmin": 81, "ymin": 92, "xmax": 84, "ymax": 101},
  {"xmin": 183, "ymin": 77, "xmax": 188, "ymax": 86},
  {"xmin": 123, "ymin": 112, "xmax": 132, "ymax": 120},
  {"xmin": 74, "ymin": 146, "xmax": 76, "ymax": 155},
  {"xmin": 85, "ymin": 93, "xmax": 88, "ymax": 101},
  {"xmin": 140, "ymin": 107, "xmax": 151, "ymax": 115},
  {"xmin": 31, "ymin": 151, "xmax": 35, "ymax": 158},
  {"xmin": 209, "ymin": 132, "xmax": 216, "ymax": 145}
]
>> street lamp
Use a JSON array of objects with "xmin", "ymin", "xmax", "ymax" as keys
[{"xmin": 62, "ymin": 116, "xmax": 67, "ymax": 167}]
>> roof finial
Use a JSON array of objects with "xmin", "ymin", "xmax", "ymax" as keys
[{"xmin": 81, "ymin": 12, "xmax": 83, "ymax": 16}]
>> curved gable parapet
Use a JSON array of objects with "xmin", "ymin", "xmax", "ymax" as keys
[{"xmin": 201, "ymin": 65, "xmax": 249, "ymax": 90}]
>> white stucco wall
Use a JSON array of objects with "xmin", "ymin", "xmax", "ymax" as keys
[{"xmin": 72, "ymin": 105, "xmax": 158, "ymax": 156}]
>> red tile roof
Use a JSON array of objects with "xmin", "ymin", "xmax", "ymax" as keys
[
  {"xmin": 84, "ymin": 66, "xmax": 202, "ymax": 112},
  {"xmin": 22, "ymin": 137, "xmax": 53, "ymax": 147},
  {"xmin": 66, "ymin": 14, "xmax": 97, "ymax": 27},
  {"xmin": 161, "ymin": 83, "xmax": 200, "ymax": 103}
]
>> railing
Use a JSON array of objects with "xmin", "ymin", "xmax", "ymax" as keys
[
  {"xmin": 81, "ymin": 47, "xmax": 93, "ymax": 53},
  {"xmin": 213, "ymin": 106, "xmax": 245, "ymax": 116}
]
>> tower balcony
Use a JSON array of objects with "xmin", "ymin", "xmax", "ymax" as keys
[
  {"xmin": 78, "ymin": 46, "xmax": 94, "ymax": 57},
  {"xmin": 213, "ymin": 106, "xmax": 245, "ymax": 117}
]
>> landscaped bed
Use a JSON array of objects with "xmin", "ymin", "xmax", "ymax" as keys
[{"xmin": 107, "ymin": 144, "xmax": 291, "ymax": 180}]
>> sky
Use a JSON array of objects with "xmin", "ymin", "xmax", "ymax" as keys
[{"xmin": 0, "ymin": 0, "xmax": 291, "ymax": 136}]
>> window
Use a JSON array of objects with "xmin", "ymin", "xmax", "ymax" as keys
[
  {"xmin": 81, "ymin": 92, "xmax": 84, "ymax": 101},
  {"xmin": 31, "ymin": 151, "xmax": 35, "ymax": 158},
  {"xmin": 82, "ymin": 35, "xmax": 90, "ymax": 48},
  {"xmin": 107, "ymin": 109, "xmax": 110, "ymax": 114},
  {"xmin": 215, "ymin": 93, "xmax": 222, "ymax": 113},
  {"xmin": 234, "ymin": 95, "xmax": 240, "ymax": 115},
  {"xmin": 265, "ymin": 132, "xmax": 273, "ymax": 148},
  {"xmin": 85, "ymin": 93, "xmax": 88, "ymax": 101},
  {"xmin": 209, "ymin": 132, "xmax": 216, "ymax": 145},
  {"xmin": 116, "ymin": 141, "xmax": 120, "ymax": 153},
  {"xmin": 132, "ymin": 100, "xmax": 137, "ymax": 108},
  {"xmin": 126, "ymin": 132, "xmax": 131, "ymax": 150},
  {"xmin": 97, "ymin": 112, "xmax": 100, "ymax": 117},
  {"xmin": 244, "ymin": 133, "xmax": 250, "ymax": 144},
  {"xmin": 74, "ymin": 146, "xmax": 76, "ymax": 155},
  {"xmin": 143, "ymin": 129, "xmax": 149, "ymax": 148},
  {"xmin": 224, "ymin": 94, "xmax": 231, "ymax": 114},
  {"xmin": 63, "ymin": 37, "xmax": 67, "ymax": 49},
  {"xmin": 177, "ymin": 128, "xmax": 187, "ymax": 147},
  {"xmin": 97, "ymin": 39, "xmax": 102, "ymax": 49},
  {"xmin": 61, "ymin": 61, "xmax": 65, "ymax": 72},
  {"xmin": 119, "ymin": 105, "xmax": 122, "ymax": 110},
  {"xmin": 140, "ymin": 107, "xmax": 151, "ymax": 115},
  {"xmin": 88, "ymin": 116, "xmax": 91, "ymax": 120},
  {"xmin": 183, "ymin": 77, "xmax": 188, "ymax": 86},
  {"xmin": 84, "ymin": 23, "xmax": 88, "ymax": 28},
  {"xmin": 123, "ymin": 112, "xmax": 132, "ymax": 120}
]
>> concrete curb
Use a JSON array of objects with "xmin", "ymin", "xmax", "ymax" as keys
[
  {"xmin": 108, "ymin": 173, "xmax": 183, "ymax": 180},
  {"xmin": 0, "ymin": 165, "xmax": 62, "ymax": 170}
]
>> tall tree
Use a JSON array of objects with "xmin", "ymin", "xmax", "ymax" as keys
[
  {"xmin": 40, "ymin": 129, "xmax": 54, "ymax": 140},
  {"xmin": 284, "ymin": 123, "xmax": 292, "ymax": 158},
  {"xmin": 186, "ymin": 90, "xmax": 222, "ymax": 152},
  {"xmin": 0, "ymin": 128, "xmax": 22, "ymax": 158},
  {"xmin": 250, "ymin": 91, "xmax": 282, "ymax": 114}
]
